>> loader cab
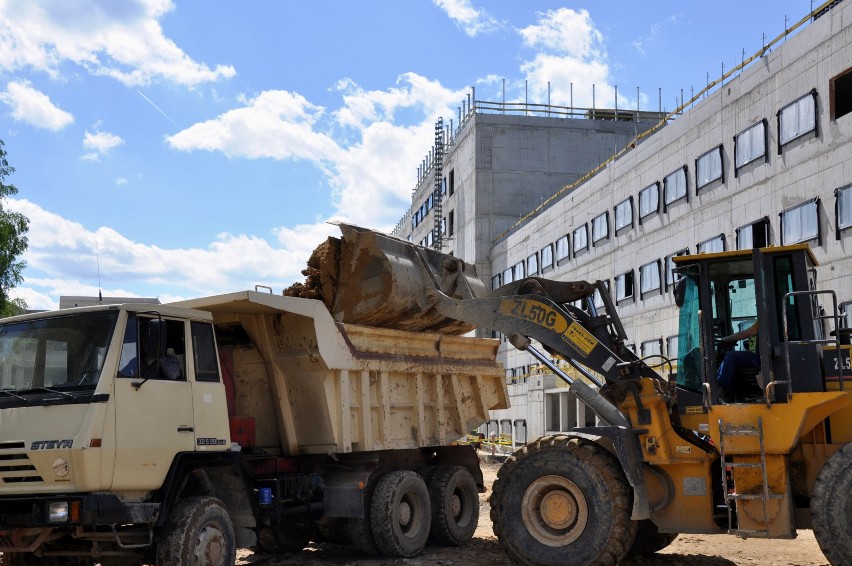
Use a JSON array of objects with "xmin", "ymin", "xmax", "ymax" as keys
[{"xmin": 672, "ymin": 245, "xmax": 824, "ymax": 407}]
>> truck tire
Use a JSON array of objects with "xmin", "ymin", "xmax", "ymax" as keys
[
  {"xmin": 428, "ymin": 465, "xmax": 479, "ymax": 546},
  {"xmin": 257, "ymin": 523, "xmax": 310, "ymax": 554},
  {"xmin": 811, "ymin": 442, "xmax": 852, "ymax": 566},
  {"xmin": 490, "ymin": 435, "xmax": 636, "ymax": 566},
  {"xmin": 369, "ymin": 470, "xmax": 431, "ymax": 558},
  {"xmin": 155, "ymin": 496, "xmax": 236, "ymax": 566},
  {"xmin": 626, "ymin": 519, "xmax": 678, "ymax": 555}
]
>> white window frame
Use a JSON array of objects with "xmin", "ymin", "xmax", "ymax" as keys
[
  {"xmin": 697, "ymin": 234, "xmax": 725, "ymax": 254},
  {"xmin": 541, "ymin": 244, "xmax": 554, "ymax": 270},
  {"xmin": 780, "ymin": 199, "xmax": 820, "ymax": 245},
  {"xmin": 639, "ymin": 260, "xmax": 661, "ymax": 298},
  {"xmin": 638, "ymin": 183, "xmax": 659, "ymax": 221},
  {"xmin": 664, "ymin": 167, "xmax": 687, "ymax": 207},
  {"xmin": 614, "ymin": 197, "xmax": 633, "ymax": 232},
  {"xmin": 778, "ymin": 90, "xmax": 817, "ymax": 148},
  {"xmin": 696, "ymin": 145, "xmax": 723, "ymax": 190},
  {"xmin": 527, "ymin": 252, "xmax": 539, "ymax": 276},
  {"xmin": 555, "ymin": 235, "xmax": 570, "ymax": 263},
  {"xmin": 573, "ymin": 225, "xmax": 588, "ymax": 253},
  {"xmin": 591, "ymin": 212, "xmax": 609, "ymax": 245},
  {"xmin": 735, "ymin": 120, "xmax": 767, "ymax": 172}
]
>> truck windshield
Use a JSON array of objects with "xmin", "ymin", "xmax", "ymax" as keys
[{"xmin": 0, "ymin": 311, "xmax": 118, "ymax": 397}]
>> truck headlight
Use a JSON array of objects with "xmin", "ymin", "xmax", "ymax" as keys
[{"xmin": 47, "ymin": 501, "xmax": 69, "ymax": 523}]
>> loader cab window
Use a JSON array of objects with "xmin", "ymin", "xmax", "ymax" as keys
[
  {"xmin": 675, "ymin": 274, "xmax": 704, "ymax": 391},
  {"xmin": 773, "ymin": 256, "xmax": 802, "ymax": 341},
  {"xmin": 118, "ymin": 315, "xmax": 186, "ymax": 381}
]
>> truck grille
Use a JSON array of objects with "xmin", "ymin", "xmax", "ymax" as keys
[{"xmin": 0, "ymin": 441, "xmax": 43, "ymax": 484}]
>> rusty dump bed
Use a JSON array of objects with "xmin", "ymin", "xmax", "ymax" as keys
[
  {"xmin": 285, "ymin": 223, "xmax": 487, "ymax": 335},
  {"xmin": 172, "ymin": 291, "xmax": 507, "ymax": 456}
]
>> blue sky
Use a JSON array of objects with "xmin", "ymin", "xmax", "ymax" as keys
[{"xmin": 0, "ymin": 0, "xmax": 814, "ymax": 309}]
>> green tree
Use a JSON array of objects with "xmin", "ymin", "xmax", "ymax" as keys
[{"xmin": 0, "ymin": 140, "xmax": 29, "ymax": 317}]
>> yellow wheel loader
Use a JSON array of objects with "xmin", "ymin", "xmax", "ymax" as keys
[{"xmin": 325, "ymin": 225, "xmax": 850, "ymax": 566}]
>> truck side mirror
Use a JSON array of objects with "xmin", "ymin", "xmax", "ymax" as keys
[{"xmin": 674, "ymin": 278, "xmax": 687, "ymax": 308}]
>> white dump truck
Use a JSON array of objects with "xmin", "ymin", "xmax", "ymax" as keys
[{"xmin": 0, "ymin": 248, "xmax": 507, "ymax": 564}]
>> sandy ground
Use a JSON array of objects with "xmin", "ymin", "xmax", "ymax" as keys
[{"xmin": 235, "ymin": 458, "xmax": 829, "ymax": 566}]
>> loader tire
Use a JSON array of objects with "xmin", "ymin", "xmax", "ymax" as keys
[
  {"xmin": 428, "ymin": 465, "xmax": 479, "ymax": 546},
  {"xmin": 811, "ymin": 442, "xmax": 852, "ymax": 566},
  {"xmin": 490, "ymin": 435, "xmax": 636, "ymax": 566},
  {"xmin": 369, "ymin": 470, "xmax": 431, "ymax": 557},
  {"xmin": 155, "ymin": 496, "xmax": 235, "ymax": 566},
  {"xmin": 627, "ymin": 519, "xmax": 678, "ymax": 555}
]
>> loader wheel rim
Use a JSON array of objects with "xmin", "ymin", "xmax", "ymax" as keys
[
  {"xmin": 195, "ymin": 523, "xmax": 226, "ymax": 565},
  {"xmin": 521, "ymin": 475, "xmax": 588, "ymax": 547}
]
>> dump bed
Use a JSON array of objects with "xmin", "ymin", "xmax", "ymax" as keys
[{"xmin": 172, "ymin": 291, "xmax": 507, "ymax": 456}]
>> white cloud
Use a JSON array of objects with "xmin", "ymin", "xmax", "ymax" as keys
[
  {"xmin": 115, "ymin": 177, "xmax": 128, "ymax": 186},
  {"xmin": 0, "ymin": 0, "xmax": 235, "ymax": 87},
  {"xmin": 433, "ymin": 0, "xmax": 500, "ymax": 37},
  {"xmin": 166, "ymin": 90, "xmax": 341, "ymax": 162},
  {"xmin": 518, "ymin": 9, "xmax": 615, "ymax": 109},
  {"xmin": 631, "ymin": 15, "xmax": 682, "ymax": 57},
  {"xmin": 7, "ymin": 198, "xmax": 319, "ymax": 302},
  {"xmin": 168, "ymin": 74, "xmax": 465, "ymax": 231},
  {"xmin": 83, "ymin": 129, "xmax": 124, "ymax": 156},
  {"xmin": 0, "ymin": 80, "xmax": 74, "ymax": 130}
]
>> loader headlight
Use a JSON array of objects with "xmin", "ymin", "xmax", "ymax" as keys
[{"xmin": 47, "ymin": 501, "xmax": 69, "ymax": 523}]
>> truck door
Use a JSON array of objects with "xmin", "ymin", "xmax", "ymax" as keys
[
  {"xmin": 112, "ymin": 314, "xmax": 196, "ymax": 490},
  {"xmin": 187, "ymin": 321, "xmax": 230, "ymax": 450}
]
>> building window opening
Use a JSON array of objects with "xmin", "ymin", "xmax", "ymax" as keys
[
  {"xmin": 541, "ymin": 244, "xmax": 554, "ymax": 270},
  {"xmin": 448, "ymin": 210, "xmax": 454, "ymax": 236},
  {"xmin": 696, "ymin": 146, "xmax": 723, "ymax": 190},
  {"xmin": 736, "ymin": 217, "xmax": 770, "ymax": 249},
  {"xmin": 697, "ymin": 234, "xmax": 725, "ymax": 254},
  {"xmin": 665, "ymin": 249, "xmax": 689, "ymax": 290},
  {"xmin": 779, "ymin": 91, "xmax": 817, "ymax": 147},
  {"xmin": 836, "ymin": 185, "xmax": 852, "ymax": 238},
  {"xmin": 664, "ymin": 167, "xmax": 687, "ymax": 207},
  {"xmin": 781, "ymin": 199, "xmax": 820, "ymax": 245},
  {"xmin": 640, "ymin": 260, "xmax": 661, "ymax": 298},
  {"xmin": 573, "ymin": 225, "xmax": 588, "ymax": 253},
  {"xmin": 555, "ymin": 235, "xmax": 570, "ymax": 264},
  {"xmin": 830, "ymin": 68, "xmax": 852, "ymax": 120},
  {"xmin": 527, "ymin": 253, "xmax": 539, "ymax": 276},
  {"xmin": 639, "ymin": 183, "xmax": 659, "ymax": 220},
  {"xmin": 592, "ymin": 212, "xmax": 609, "ymax": 245},
  {"xmin": 615, "ymin": 197, "xmax": 633, "ymax": 232},
  {"xmin": 615, "ymin": 271, "xmax": 635, "ymax": 303},
  {"xmin": 735, "ymin": 120, "xmax": 767, "ymax": 171}
]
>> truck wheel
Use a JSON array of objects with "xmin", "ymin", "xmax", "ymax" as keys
[
  {"xmin": 155, "ymin": 496, "xmax": 235, "ymax": 566},
  {"xmin": 428, "ymin": 465, "xmax": 479, "ymax": 546},
  {"xmin": 370, "ymin": 470, "xmax": 431, "ymax": 557},
  {"xmin": 627, "ymin": 519, "xmax": 678, "ymax": 555},
  {"xmin": 490, "ymin": 435, "xmax": 636, "ymax": 566},
  {"xmin": 812, "ymin": 442, "xmax": 852, "ymax": 566},
  {"xmin": 257, "ymin": 523, "xmax": 310, "ymax": 554}
]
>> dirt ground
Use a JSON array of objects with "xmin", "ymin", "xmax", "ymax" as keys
[{"xmin": 236, "ymin": 458, "xmax": 829, "ymax": 566}]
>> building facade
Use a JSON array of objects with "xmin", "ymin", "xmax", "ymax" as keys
[{"xmin": 394, "ymin": 1, "xmax": 852, "ymax": 446}]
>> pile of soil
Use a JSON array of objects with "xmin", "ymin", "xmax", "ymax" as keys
[{"xmin": 283, "ymin": 237, "xmax": 341, "ymax": 310}]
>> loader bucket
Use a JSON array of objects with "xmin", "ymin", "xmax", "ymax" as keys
[{"xmin": 331, "ymin": 223, "xmax": 487, "ymax": 334}]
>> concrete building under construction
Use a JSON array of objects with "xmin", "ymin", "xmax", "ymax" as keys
[{"xmin": 392, "ymin": 0, "xmax": 852, "ymax": 447}]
